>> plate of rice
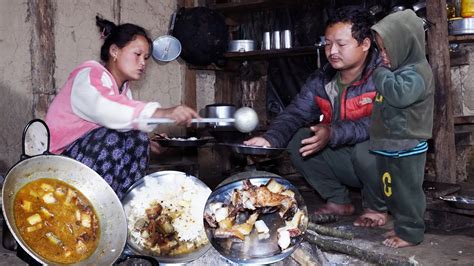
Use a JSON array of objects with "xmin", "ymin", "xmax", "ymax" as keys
[{"xmin": 121, "ymin": 171, "xmax": 212, "ymax": 263}]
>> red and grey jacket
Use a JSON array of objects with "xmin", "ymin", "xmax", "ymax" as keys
[{"xmin": 263, "ymin": 50, "xmax": 380, "ymax": 148}]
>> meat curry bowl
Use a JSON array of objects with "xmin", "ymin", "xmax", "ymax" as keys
[
  {"xmin": 2, "ymin": 155, "xmax": 127, "ymax": 265},
  {"xmin": 204, "ymin": 177, "xmax": 308, "ymax": 264}
]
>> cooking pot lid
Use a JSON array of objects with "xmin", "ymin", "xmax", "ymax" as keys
[{"xmin": 152, "ymin": 35, "xmax": 182, "ymax": 62}]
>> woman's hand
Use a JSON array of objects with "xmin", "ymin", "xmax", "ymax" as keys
[
  {"xmin": 244, "ymin": 137, "xmax": 271, "ymax": 147},
  {"xmin": 150, "ymin": 133, "xmax": 168, "ymax": 155},
  {"xmin": 150, "ymin": 140, "xmax": 167, "ymax": 155},
  {"xmin": 153, "ymin": 105, "xmax": 200, "ymax": 126},
  {"xmin": 299, "ymin": 125, "xmax": 331, "ymax": 157}
]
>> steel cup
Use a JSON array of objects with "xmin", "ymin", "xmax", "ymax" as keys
[
  {"xmin": 272, "ymin": 31, "xmax": 281, "ymax": 49},
  {"xmin": 262, "ymin": 31, "xmax": 271, "ymax": 50},
  {"xmin": 282, "ymin": 30, "xmax": 292, "ymax": 48}
]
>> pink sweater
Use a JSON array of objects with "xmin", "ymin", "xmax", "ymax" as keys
[{"xmin": 45, "ymin": 60, "xmax": 160, "ymax": 154}]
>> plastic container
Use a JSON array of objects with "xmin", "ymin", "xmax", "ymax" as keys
[{"xmin": 462, "ymin": 0, "xmax": 474, "ymax": 17}]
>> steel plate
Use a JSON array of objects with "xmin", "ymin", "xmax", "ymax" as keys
[
  {"xmin": 204, "ymin": 177, "xmax": 308, "ymax": 265},
  {"xmin": 153, "ymin": 136, "xmax": 214, "ymax": 147},
  {"xmin": 219, "ymin": 143, "xmax": 286, "ymax": 156},
  {"xmin": 439, "ymin": 195, "xmax": 474, "ymax": 210}
]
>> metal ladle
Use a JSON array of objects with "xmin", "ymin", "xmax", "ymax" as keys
[{"xmin": 140, "ymin": 107, "xmax": 259, "ymax": 133}]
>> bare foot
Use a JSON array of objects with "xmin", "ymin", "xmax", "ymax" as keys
[
  {"xmin": 314, "ymin": 202, "xmax": 355, "ymax": 216},
  {"xmin": 383, "ymin": 230, "xmax": 396, "ymax": 238},
  {"xmin": 353, "ymin": 209, "xmax": 388, "ymax": 227},
  {"xmin": 383, "ymin": 235, "xmax": 416, "ymax": 248}
]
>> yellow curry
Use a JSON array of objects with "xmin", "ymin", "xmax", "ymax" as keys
[{"xmin": 14, "ymin": 178, "xmax": 99, "ymax": 264}]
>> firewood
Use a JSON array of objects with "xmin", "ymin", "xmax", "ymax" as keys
[
  {"xmin": 309, "ymin": 213, "xmax": 339, "ymax": 224},
  {"xmin": 305, "ymin": 230, "xmax": 411, "ymax": 265},
  {"xmin": 307, "ymin": 222, "xmax": 353, "ymax": 240}
]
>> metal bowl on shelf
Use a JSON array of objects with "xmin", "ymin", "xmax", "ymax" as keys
[{"xmin": 228, "ymin": 40, "xmax": 256, "ymax": 52}]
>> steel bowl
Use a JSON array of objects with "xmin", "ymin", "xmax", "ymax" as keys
[
  {"xmin": 228, "ymin": 40, "xmax": 256, "ymax": 52},
  {"xmin": 121, "ymin": 171, "xmax": 212, "ymax": 264},
  {"xmin": 204, "ymin": 177, "xmax": 308, "ymax": 265}
]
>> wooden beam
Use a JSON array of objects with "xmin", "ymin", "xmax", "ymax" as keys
[
  {"xmin": 184, "ymin": 68, "xmax": 197, "ymax": 110},
  {"xmin": 29, "ymin": 0, "xmax": 56, "ymax": 119},
  {"xmin": 181, "ymin": 1, "xmax": 197, "ymax": 111},
  {"xmin": 426, "ymin": 0, "xmax": 457, "ymax": 183}
]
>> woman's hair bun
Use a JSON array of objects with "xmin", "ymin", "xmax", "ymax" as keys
[{"xmin": 96, "ymin": 15, "xmax": 116, "ymax": 39}]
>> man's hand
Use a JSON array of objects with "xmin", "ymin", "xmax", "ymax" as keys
[
  {"xmin": 299, "ymin": 125, "xmax": 331, "ymax": 157},
  {"xmin": 244, "ymin": 137, "xmax": 271, "ymax": 147}
]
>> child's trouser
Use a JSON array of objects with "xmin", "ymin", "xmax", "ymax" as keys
[{"xmin": 376, "ymin": 152, "xmax": 426, "ymax": 244}]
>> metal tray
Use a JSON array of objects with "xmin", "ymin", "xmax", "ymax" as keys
[
  {"xmin": 153, "ymin": 136, "xmax": 213, "ymax": 147},
  {"xmin": 122, "ymin": 171, "xmax": 212, "ymax": 264},
  {"xmin": 219, "ymin": 143, "xmax": 287, "ymax": 156},
  {"xmin": 439, "ymin": 195, "xmax": 474, "ymax": 210},
  {"xmin": 204, "ymin": 177, "xmax": 308, "ymax": 265}
]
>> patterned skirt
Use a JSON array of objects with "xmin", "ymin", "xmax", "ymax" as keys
[{"xmin": 62, "ymin": 127, "xmax": 150, "ymax": 199}]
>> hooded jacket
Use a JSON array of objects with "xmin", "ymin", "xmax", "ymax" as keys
[
  {"xmin": 370, "ymin": 10, "xmax": 434, "ymax": 151},
  {"xmin": 263, "ymin": 50, "xmax": 379, "ymax": 148}
]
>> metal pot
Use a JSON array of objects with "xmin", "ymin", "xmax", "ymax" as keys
[
  {"xmin": 228, "ymin": 40, "xmax": 256, "ymax": 52},
  {"xmin": 2, "ymin": 120, "xmax": 127, "ymax": 265},
  {"xmin": 448, "ymin": 18, "xmax": 474, "ymax": 35},
  {"xmin": 205, "ymin": 104, "xmax": 236, "ymax": 127}
]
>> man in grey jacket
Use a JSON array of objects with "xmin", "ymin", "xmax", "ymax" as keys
[{"xmin": 245, "ymin": 6, "xmax": 387, "ymax": 227}]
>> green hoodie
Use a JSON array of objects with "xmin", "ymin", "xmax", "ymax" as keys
[{"xmin": 370, "ymin": 9, "xmax": 434, "ymax": 151}]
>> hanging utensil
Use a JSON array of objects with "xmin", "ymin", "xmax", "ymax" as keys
[{"xmin": 152, "ymin": 12, "xmax": 182, "ymax": 62}]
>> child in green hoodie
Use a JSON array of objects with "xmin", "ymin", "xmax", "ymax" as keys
[{"xmin": 369, "ymin": 9, "xmax": 434, "ymax": 248}]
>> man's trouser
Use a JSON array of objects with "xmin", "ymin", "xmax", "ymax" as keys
[
  {"xmin": 287, "ymin": 128, "xmax": 385, "ymax": 212},
  {"xmin": 377, "ymin": 153, "xmax": 426, "ymax": 244}
]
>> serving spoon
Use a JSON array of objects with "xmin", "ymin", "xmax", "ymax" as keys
[{"xmin": 138, "ymin": 107, "xmax": 259, "ymax": 133}]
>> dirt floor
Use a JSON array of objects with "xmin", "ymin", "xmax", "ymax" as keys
[{"xmin": 0, "ymin": 149, "xmax": 473, "ymax": 265}]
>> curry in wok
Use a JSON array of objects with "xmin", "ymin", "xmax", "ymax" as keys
[{"xmin": 14, "ymin": 178, "xmax": 99, "ymax": 264}]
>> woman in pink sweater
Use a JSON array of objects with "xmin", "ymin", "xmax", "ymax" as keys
[{"xmin": 45, "ymin": 16, "xmax": 199, "ymax": 199}]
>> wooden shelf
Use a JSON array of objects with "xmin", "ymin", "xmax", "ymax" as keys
[
  {"xmin": 448, "ymin": 34, "xmax": 474, "ymax": 43},
  {"xmin": 454, "ymin": 115, "xmax": 474, "ymax": 125},
  {"xmin": 223, "ymin": 46, "xmax": 320, "ymax": 60},
  {"xmin": 209, "ymin": 0, "xmax": 313, "ymax": 13}
]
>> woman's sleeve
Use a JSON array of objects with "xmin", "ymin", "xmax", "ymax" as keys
[{"xmin": 70, "ymin": 66, "xmax": 160, "ymax": 132}]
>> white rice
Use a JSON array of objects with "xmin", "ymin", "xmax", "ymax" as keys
[{"xmin": 127, "ymin": 173, "xmax": 211, "ymax": 245}]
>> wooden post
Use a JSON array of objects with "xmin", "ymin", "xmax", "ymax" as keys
[
  {"xmin": 426, "ymin": 0, "xmax": 457, "ymax": 183},
  {"xmin": 28, "ymin": 0, "xmax": 56, "ymax": 119},
  {"xmin": 178, "ymin": 0, "xmax": 197, "ymax": 110}
]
